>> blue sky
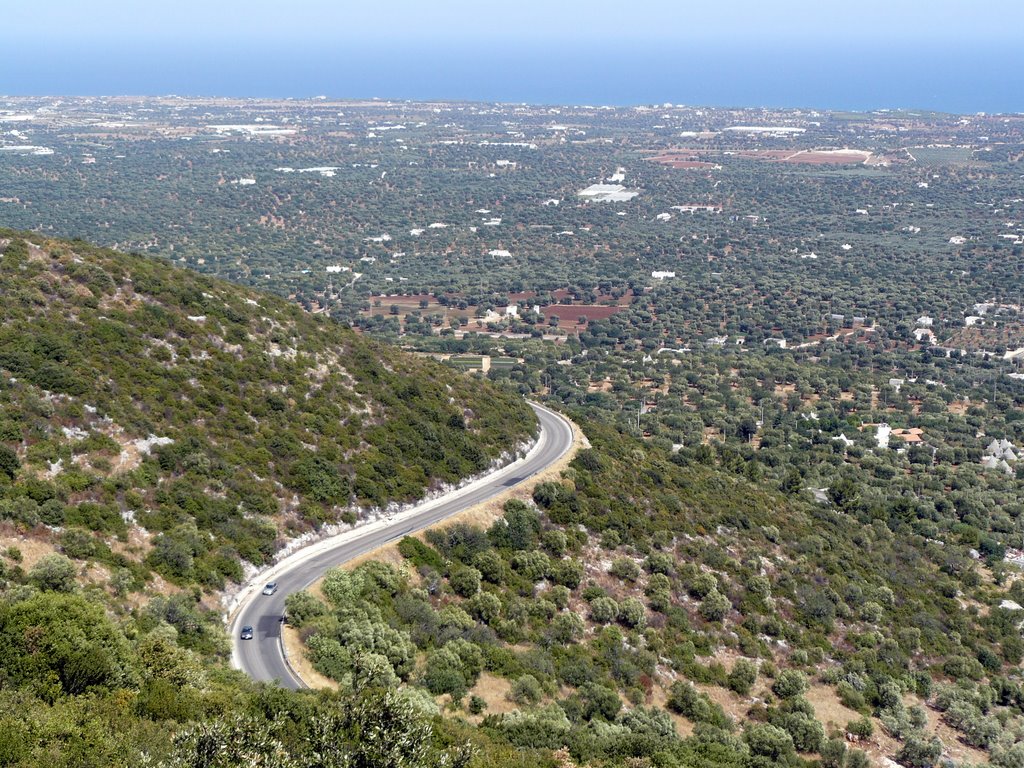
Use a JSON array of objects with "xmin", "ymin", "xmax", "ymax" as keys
[{"xmin": 11, "ymin": 0, "xmax": 1023, "ymax": 44}]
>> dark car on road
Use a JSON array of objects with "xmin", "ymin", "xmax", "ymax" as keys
[{"xmin": 240, "ymin": 625, "xmax": 254, "ymax": 640}]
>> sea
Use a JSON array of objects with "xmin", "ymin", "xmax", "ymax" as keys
[{"xmin": 4, "ymin": 40, "xmax": 1023, "ymax": 114}]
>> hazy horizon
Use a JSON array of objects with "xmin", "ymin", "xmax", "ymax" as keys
[
  {"xmin": 5, "ymin": 39, "xmax": 1024, "ymax": 114},
  {"xmin": 6, "ymin": 0, "xmax": 1024, "ymax": 113}
]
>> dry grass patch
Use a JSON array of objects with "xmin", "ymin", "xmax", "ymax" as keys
[
  {"xmin": 341, "ymin": 540, "xmax": 415, "ymax": 573},
  {"xmin": 467, "ymin": 672, "xmax": 519, "ymax": 717},
  {"xmin": 805, "ymin": 683, "xmax": 862, "ymax": 733},
  {"xmin": 907, "ymin": 695, "xmax": 990, "ymax": 767},
  {"xmin": 696, "ymin": 680, "xmax": 750, "ymax": 722},
  {"xmin": 0, "ymin": 532, "xmax": 57, "ymax": 570},
  {"xmin": 109, "ymin": 524, "xmax": 152, "ymax": 560},
  {"xmin": 649, "ymin": 684, "xmax": 696, "ymax": 738},
  {"xmin": 800, "ymin": 686, "xmax": 991, "ymax": 767},
  {"xmin": 281, "ymin": 624, "xmax": 339, "ymax": 691}
]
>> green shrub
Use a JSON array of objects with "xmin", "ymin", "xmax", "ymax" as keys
[
  {"xmin": 468, "ymin": 591, "xmax": 502, "ymax": 624},
  {"xmin": 508, "ymin": 674, "xmax": 544, "ymax": 706},
  {"xmin": 489, "ymin": 500, "xmax": 540, "ymax": 550},
  {"xmin": 846, "ymin": 717, "xmax": 874, "ymax": 738},
  {"xmin": 687, "ymin": 571, "xmax": 718, "ymax": 598},
  {"xmin": 778, "ymin": 712, "xmax": 824, "ymax": 752},
  {"xmin": 618, "ymin": 597, "xmax": 647, "ymax": 629},
  {"xmin": 550, "ymin": 613, "xmax": 584, "ymax": 644},
  {"xmin": 0, "ymin": 445, "xmax": 19, "ymax": 480},
  {"xmin": 397, "ymin": 537, "xmax": 445, "ymax": 570},
  {"xmin": 590, "ymin": 596, "xmax": 619, "ymax": 624},
  {"xmin": 745, "ymin": 723, "xmax": 795, "ymax": 761},
  {"xmin": 666, "ymin": 681, "xmax": 731, "ymax": 729},
  {"xmin": 699, "ymin": 589, "xmax": 731, "ymax": 622},
  {"xmin": 449, "ymin": 566, "xmax": 482, "ymax": 598},
  {"xmin": 473, "ymin": 550, "xmax": 506, "ymax": 584},
  {"xmin": 547, "ymin": 585, "xmax": 571, "ymax": 609},
  {"xmin": 284, "ymin": 590, "xmax": 327, "ymax": 626},
  {"xmin": 820, "ymin": 737, "xmax": 847, "ymax": 768},
  {"xmin": 550, "ymin": 558, "xmax": 584, "ymax": 589},
  {"xmin": 897, "ymin": 734, "xmax": 942, "ymax": 768},
  {"xmin": 510, "ymin": 550, "xmax": 550, "ymax": 582},
  {"xmin": 541, "ymin": 530, "xmax": 567, "ymax": 556},
  {"xmin": 29, "ymin": 553, "xmax": 78, "ymax": 592},
  {"xmin": 644, "ymin": 551, "xmax": 674, "ymax": 575},
  {"xmin": 59, "ymin": 528, "xmax": 97, "ymax": 560},
  {"xmin": 609, "ymin": 557, "xmax": 641, "ymax": 582},
  {"xmin": 727, "ymin": 658, "xmax": 758, "ymax": 696},
  {"xmin": 423, "ymin": 647, "xmax": 469, "ymax": 697},
  {"xmin": 837, "ymin": 681, "xmax": 866, "ymax": 711},
  {"xmin": 771, "ymin": 670, "xmax": 807, "ymax": 699}
]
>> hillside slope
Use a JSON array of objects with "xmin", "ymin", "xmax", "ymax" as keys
[
  {"xmin": 0, "ymin": 230, "xmax": 535, "ymax": 592},
  {"xmin": 287, "ymin": 415, "xmax": 1024, "ymax": 768}
]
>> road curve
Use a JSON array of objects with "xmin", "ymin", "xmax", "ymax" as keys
[{"xmin": 230, "ymin": 402, "xmax": 575, "ymax": 689}]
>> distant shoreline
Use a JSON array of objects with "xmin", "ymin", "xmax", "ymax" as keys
[{"xmin": 3, "ymin": 41, "xmax": 1022, "ymax": 114}]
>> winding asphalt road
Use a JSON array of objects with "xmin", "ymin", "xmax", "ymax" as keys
[{"xmin": 230, "ymin": 402, "xmax": 575, "ymax": 689}]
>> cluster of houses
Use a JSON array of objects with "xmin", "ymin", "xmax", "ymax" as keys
[
  {"xmin": 965, "ymin": 300, "xmax": 1022, "ymax": 328},
  {"xmin": 867, "ymin": 423, "xmax": 926, "ymax": 450},
  {"xmin": 913, "ymin": 315, "xmax": 936, "ymax": 344},
  {"xmin": 982, "ymin": 438, "xmax": 1020, "ymax": 476}
]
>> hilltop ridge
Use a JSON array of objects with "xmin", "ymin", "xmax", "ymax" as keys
[{"xmin": 0, "ymin": 230, "xmax": 535, "ymax": 594}]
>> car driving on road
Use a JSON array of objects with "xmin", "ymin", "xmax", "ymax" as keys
[
  {"xmin": 262, "ymin": 582, "xmax": 278, "ymax": 595},
  {"xmin": 240, "ymin": 625, "xmax": 254, "ymax": 640}
]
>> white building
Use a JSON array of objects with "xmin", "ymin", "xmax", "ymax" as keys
[
  {"xmin": 578, "ymin": 184, "xmax": 640, "ymax": 203},
  {"xmin": 672, "ymin": 204, "xmax": 722, "ymax": 214}
]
